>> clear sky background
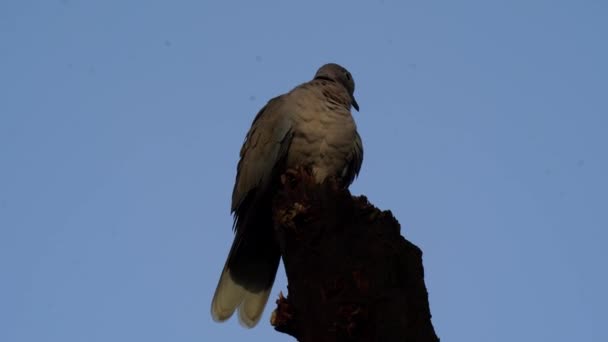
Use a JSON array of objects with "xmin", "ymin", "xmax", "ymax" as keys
[{"xmin": 1, "ymin": 1, "xmax": 606, "ymax": 341}]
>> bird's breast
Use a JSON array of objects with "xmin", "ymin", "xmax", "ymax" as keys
[{"xmin": 287, "ymin": 106, "xmax": 357, "ymax": 183}]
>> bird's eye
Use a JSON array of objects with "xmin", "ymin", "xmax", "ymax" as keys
[{"xmin": 345, "ymin": 72, "xmax": 351, "ymax": 81}]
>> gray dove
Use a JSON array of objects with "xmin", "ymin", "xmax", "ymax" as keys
[{"xmin": 211, "ymin": 63, "xmax": 363, "ymax": 327}]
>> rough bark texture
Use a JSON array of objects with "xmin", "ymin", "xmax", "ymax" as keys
[{"xmin": 270, "ymin": 170, "xmax": 439, "ymax": 342}]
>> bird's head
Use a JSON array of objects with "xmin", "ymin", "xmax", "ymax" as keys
[{"xmin": 314, "ymin": 63, "xmax": 359, "ymax": 111}]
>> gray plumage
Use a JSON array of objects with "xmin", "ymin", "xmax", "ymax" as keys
[{"xmin": 211, "ymin": 63, "xmax": 363, "ymax": 328}]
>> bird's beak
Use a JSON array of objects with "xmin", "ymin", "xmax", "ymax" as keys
[{"xmin": 351, "ymin": 96, "xmax": 359, "ymax": 112}]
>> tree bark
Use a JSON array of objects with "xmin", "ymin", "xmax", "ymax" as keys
[{"xmin": 270, "ymin": 169, "xmax": 439, "ymax": 342}]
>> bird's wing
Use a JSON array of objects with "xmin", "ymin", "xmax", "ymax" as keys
[
  {"xmin": 212, "ymin": 95, "xmax": 294, "ymax": 327},
  {"xmin": 231, "ymin": 95, "xmax": 294, "ymax": 217},
  {"xmin": 341, "ymin": 130, "xmax": 364, "ymax": 187}
]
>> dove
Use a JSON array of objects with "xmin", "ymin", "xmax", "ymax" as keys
[{"xmin": 211, "ymin": 63, "xmax": 363, "ymax": 327}]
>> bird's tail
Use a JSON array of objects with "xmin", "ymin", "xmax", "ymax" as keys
[{"xmin": 211, "ymin": 214, "xmax": 280, "ymax": 327}]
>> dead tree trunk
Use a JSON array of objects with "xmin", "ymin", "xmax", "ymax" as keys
[{"xmin": 270, "ymin": 170, "xmax": 439, "ymax": 342}]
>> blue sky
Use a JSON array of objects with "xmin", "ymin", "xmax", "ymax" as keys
[{"xmin": 1, "ymin": 1, "xmax": 607, "ymax": 341}]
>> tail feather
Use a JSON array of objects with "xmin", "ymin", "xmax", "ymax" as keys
[
  {"xmin": 211, "ymin": 269, "xmax": 246, "ymax": 322},
  {"xmin": 211, "ymin": 255, "xmax": 279, "ymax": 327},
  {"xmin": 211, "ymin": 212, "xmax": 280, "ymax": 327},
  {"xmin": 238, "ymin": 287, "xmax": 272, "ymax": 328}
]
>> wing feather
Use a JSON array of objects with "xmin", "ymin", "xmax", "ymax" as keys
[
  {"xmin": 342, "ymin": 131, "xmax": 364, "ymax": 187},
  {"xmin": 231, "ymin": 96, "xmax": 294, "ymax": 215}
]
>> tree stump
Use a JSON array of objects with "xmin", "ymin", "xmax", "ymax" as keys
[{"xmin": 270, "ymin": 169, "xmax": 439, "ymax": 342}]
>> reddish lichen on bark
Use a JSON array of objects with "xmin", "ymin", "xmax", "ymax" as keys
[{"xmin": 270, "ymin": 169, "xmax": 439, "ymax": 342}]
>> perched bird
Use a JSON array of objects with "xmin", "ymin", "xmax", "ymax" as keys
[{"xmin": 211, "ymin": 63, "xmax": 363, "ymax": 327}]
